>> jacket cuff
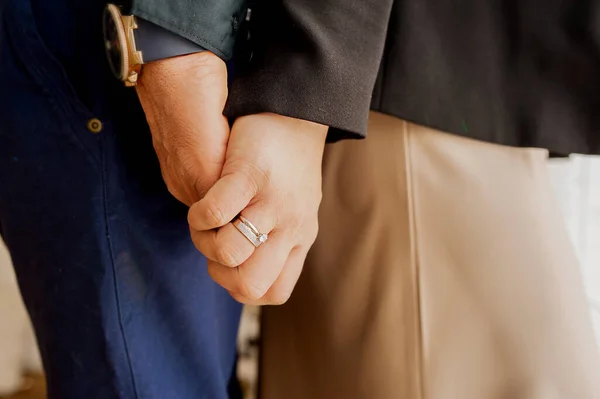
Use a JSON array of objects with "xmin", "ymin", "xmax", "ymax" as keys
[
  {"xmin": 129, "ymin": 0, "xmax": 248, "ymax": 60},
  {"xmin": 224, "ymin": 39, "xmax": 371, "ymax": 141},
  {"xmin": 222, "ymin": 0, "xmax": 389, "ymax": 141},
  {"xmin": 224, "ymin": 77, "xmax": 368, "ymax": 142}
]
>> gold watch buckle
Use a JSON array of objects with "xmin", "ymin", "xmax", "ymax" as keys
[{"xmin": 121, "ymin": 15, "xmax": 144, "ymax": 87}]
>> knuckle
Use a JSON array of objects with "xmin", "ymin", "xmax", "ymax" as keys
[
  {"xmin": 166, "ymin": 184, "xmax": 179, "ymax": 199},
  {"xmin": 228, "ymin": 291, "xmax": 251, "ymax": 305},
  {"xmin": 167, "ymin": 186, "xmax": 189, "ymax": 206},
  {"xmin": 193, "ymin": 177, "xmax": 210, "ymax": 200},
  {"xmin": 214, "ymin": 243, "xmax": 243, "ymax": 267},
  {"xmin": 206, "ymin": 263, "xmax": 225, "ymax": 287},
  {"xmin": 238, "ymin": 174, "xmax": 260, "ymax": 198},
  {"xmin": 204, "ymin": 201, "xmax": 227, "ymax": 227},
  {"xmin": 237, "ymin": 278, "xmax": 268, "ymax": 301},
  {"xmin": 286, "ymin": 215, "xmax": 304, "ymax": 237},
  {"xmin": 265, "ymin": 289, "xmax": 292, "ymax": 306},
  {"xmin": 189, "ymin": 231, "xmax": 203, "ymax": 253},
  {"xmin": 228, "ymin": 159, "xmax": 269, "ymax": 194},
  {"xmin": 187, "ymin": 206, "xmax": 199, "ymax": 230},
  {"xmin": 163, "ymin": 177, "xmax": 179, "ymax": 197},
  {"xmin": 308, "ymin": 219, "xmax": 320, "ymax": 244}
]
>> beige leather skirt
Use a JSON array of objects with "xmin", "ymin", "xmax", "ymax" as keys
[{"xmin": 259, "ymin": 112, "xmax": 600, "ymax": 399}]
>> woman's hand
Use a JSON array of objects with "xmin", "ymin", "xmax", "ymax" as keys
[{"xmin": 188, "ymin": 113, "xmax": 328, "ymax": 304}]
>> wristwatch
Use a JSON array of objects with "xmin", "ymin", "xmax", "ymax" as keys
[{"xmin": 102, "ymin": 4, "xmax": 205, "ymax": 87}]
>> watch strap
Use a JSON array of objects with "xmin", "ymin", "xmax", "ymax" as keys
[{"xmin": 133, "ymin": 17, "xmax": 205, "ymax": 63}]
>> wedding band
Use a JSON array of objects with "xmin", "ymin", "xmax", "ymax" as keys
[{"xmin": 233, "ymin": 215, "xmax": 268, "ymax": 248}]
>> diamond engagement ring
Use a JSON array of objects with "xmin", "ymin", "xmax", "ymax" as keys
[{"xmin": 233, "ymin": 215, "xmax": 268, "ymax": 248}]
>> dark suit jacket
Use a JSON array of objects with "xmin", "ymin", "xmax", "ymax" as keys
[{"xmin": 131, "ymin": 0, "xmax": 600, "ymax": 155}]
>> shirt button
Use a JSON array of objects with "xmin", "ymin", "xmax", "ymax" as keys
[{"xmin": 87, "ymin": 118, "xmax": 103, "ymax": 133}]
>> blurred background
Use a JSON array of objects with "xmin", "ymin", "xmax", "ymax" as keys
[
  {"xmin": 548, "ymin": 155, "xmax": 600, "ymax": 343},
  {"xmin": 1, "ymin": 155, "xmax": 599, "ymax": 399}
]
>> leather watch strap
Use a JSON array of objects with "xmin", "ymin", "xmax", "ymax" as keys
[{"xmin": 133, "ymin": 17, "xmax": 205, "ymax": 63}]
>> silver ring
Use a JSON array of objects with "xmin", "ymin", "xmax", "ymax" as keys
[{"xmin": 233, "ymin": 215, "xmax": 268, "ymax": 248}]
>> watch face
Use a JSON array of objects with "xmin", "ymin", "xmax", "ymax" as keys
[{"xmin": 103, "ymin": 5, "xmax": 127, "ymax": 80}]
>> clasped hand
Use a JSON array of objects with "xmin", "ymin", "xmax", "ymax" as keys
[{"xmin": 136, "ymin": 52, "xmax": 327, "ymax": 304}]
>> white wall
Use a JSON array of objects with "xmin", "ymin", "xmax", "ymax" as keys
[{"xmin": 549, "ymin": 156, "xmax": 600, "ymax": 346}]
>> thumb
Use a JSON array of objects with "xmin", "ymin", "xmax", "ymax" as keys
[{"xmin": 188, "ymin": 167, "xmax": 263, "ymax": 231}]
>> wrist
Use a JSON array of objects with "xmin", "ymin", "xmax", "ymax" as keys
[
  {"xmin": 140, "ymin": 51, "xmax": 227, "ymax": 84},
  {"xmin": 138, "ymin": 51, "xmax": 227, "ymax": 91},
  {"xmin": 136, "ymin": 51, "xmax": 229, "ymax": 128}
]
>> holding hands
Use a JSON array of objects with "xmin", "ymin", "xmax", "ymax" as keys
[{"xmin": 137, "ymin": 53, "xmax": 327, "ymax": 304}]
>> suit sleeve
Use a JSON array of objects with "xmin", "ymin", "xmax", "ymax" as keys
[
  {"xmin": 224, "ymin": 0, "xmax": 395, "ymax": 140},
  {"xmin": 129, "ymin": 0, "xmax": 248, "ymax": 60}
]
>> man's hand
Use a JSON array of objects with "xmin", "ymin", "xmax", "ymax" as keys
[
  {"xmin": 187, "ymin": 113, "xmax": 328, "ymax": 305},
  {"xmin": 136, "ymin": 52, "xmax": 230, "ymax": 206}
]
